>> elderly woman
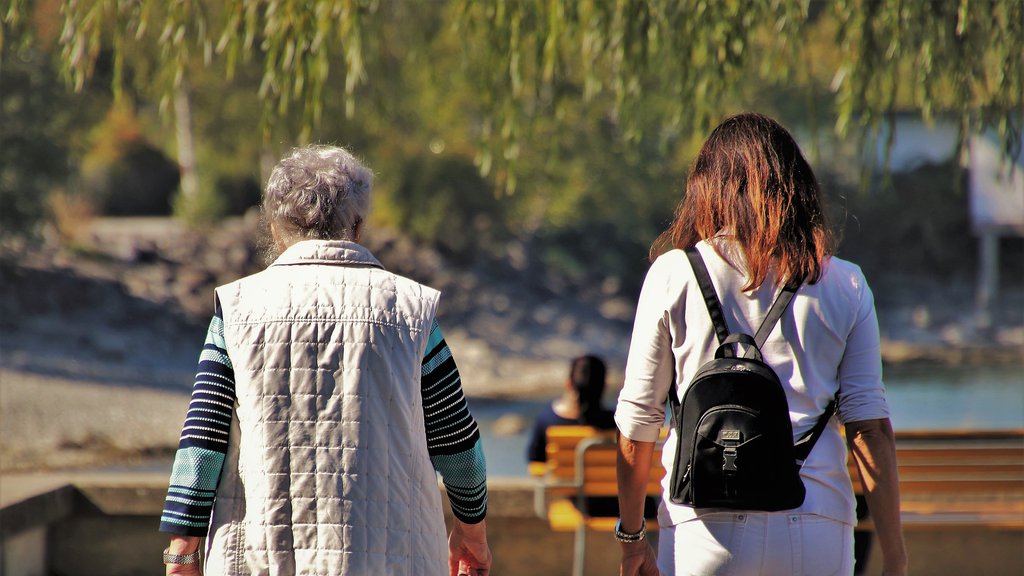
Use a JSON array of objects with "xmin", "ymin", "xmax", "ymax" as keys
[{"xmin": 159, "ymin": 145, "xmax": 491, "ymax": 576}]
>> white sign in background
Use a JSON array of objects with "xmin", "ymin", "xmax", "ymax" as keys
[{"xmin": 969, "ymin": 134, "xmax": 1024, "ymax": 235}]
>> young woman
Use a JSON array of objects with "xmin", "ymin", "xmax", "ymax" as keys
[
  {"xmin": 614, "ymin": 113, "xmax": 907, "ymax": 576},
  {"xmin": 527, "ymin": 354, "xmax": 616, "ymax": 466}
]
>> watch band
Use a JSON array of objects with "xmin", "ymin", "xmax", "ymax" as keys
[{"xmin": 163, "ymin": 548, "xmax": 201, "ymax": 565}]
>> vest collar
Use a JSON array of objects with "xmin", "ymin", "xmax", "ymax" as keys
[{"xmin": 270, "ymin": 240, "xmax": 384, "ymax": 269}]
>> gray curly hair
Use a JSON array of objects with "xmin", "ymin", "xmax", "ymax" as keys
[{"xmin": 263, "ymin": 145, "xmax": 373, "ymax": 244}]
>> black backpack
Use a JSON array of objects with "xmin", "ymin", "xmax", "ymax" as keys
[{"xmin": 667, "ymin": 247, "xmax": 836, "ymax": 511}]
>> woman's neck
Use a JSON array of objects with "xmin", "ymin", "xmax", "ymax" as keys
[{"xmin": 552, "ymin": 393, "xmax": 579, "ymax": 420}]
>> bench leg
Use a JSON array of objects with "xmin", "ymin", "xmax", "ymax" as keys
[{"xmin": 573, "ymin": 522, "xmax": 586, "ymax": 576}]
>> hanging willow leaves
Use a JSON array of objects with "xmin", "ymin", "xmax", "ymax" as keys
[
  {"xmin": 4, "ymin": 0, "xmax": 379, "ymax": 141},
  {"xmin": 832, "ymin": 0, "xmax": 1023, "ymax": 157},
  {"xmin": 454, "ymin": 0, "xmax": 1022, "ymax": 181},
  {"xmin": 3, "ymin": 0, "xmax": 1021, "ymax": 169}
]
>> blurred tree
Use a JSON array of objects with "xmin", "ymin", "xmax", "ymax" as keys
[
  {"xmin": 0, "ymin": 33, "xmax": 70, "ymax": 238},
  {"xmin": 1, "ymin": 0, "xmax": 1019, "ymax": 295},
  {"xmin": 453, "ymin": 0, "xmax": 1023, "ymax": 184},
  {"xmin": 0, "ymin": 1, "xmax": 109, "ymax": 239},
  {"xmin": 81, "ymin": 104, "xmax": 180, "ymax": 216},
  {"xmin": 390, "ymin": 154, "xmax": 504, "ymax": 261},
  {"xmin": 4, "ymin": 0, "xmax": 1018, "ymax": 179}
]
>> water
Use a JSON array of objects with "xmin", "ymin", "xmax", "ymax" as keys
[
  {"xmin": 466, "ymin": 398, "xmax": 551, "ymax": 477},
  {"xmin": 471, "ymin": 364, "xmax": 1023, "ymax": 477},
  {"xmin": 126, "ymin": 365, "xmax": 1021, "ymax": 479},
  {"xmin": 882, "ymin": 364, "xmax": 1023, "ymax": 431}
]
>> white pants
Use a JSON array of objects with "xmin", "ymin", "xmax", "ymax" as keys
[{"xmin": 657, "ymin": 512, "xmax": 854, "ymax": 576}]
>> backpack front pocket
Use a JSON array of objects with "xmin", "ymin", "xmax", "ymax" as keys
[{"xmin": 690, "ymin": 405, "xmax": 767, "ymax": 508}]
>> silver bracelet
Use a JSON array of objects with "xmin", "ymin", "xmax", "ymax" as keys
[
  {"xmin": 614, "ymin": 518, "xmax": 647, "ymax": 543},
  {"xmin": 163, "ymin": 547, "xmax": 201, "ymax": 565}
]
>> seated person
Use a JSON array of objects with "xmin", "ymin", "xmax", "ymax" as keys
[
  {"xmin": 528, "ymin": 354, "xmax": 616, "ymax": 465},
  {"xmin": 528, "ymin": 355, "xmax": 656, "ymax": 518}
]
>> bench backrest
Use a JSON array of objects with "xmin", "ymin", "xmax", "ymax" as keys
[
  {"xmin": 541, "ymin": 426, "xmax": 666, "ymax": 498},
  {"xmin": 540, "ymin": 426, "xmax": 1023, "ymax": 521},
  {"xmin": 847, "ymin": 429, "xmax": 1024, "ymax": 496}
]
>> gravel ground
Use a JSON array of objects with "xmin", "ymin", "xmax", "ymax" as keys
[
  {"xmin": 0, "ymin": 369, "xmax": 185, "ymax": 471},
  {"xmin": 0, "ymin": 219, "xmax": 627, "ymax": 472}
]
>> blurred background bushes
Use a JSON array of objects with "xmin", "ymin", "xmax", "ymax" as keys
[
  {"xmin": 387, "ymin": 153, "xmax": 506, "ymax": 262},
  {"xmin": 80, "ymin": 106, "xmax": 179, "ymax": 217},
  {"xmin": 2, "ymin": 0, "xmax": 1020, "ymax": 301}
]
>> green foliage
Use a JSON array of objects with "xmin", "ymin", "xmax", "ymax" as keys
[
  {"xmin": 0, "ymin": 50, "xmax": 64, "ymax": 236},
  {"xmin": 453, "ymin": 0, "xmax": 1023, "ymax": 178},
  {"xmin": 455, "ymin": 0, "xmax": 804, "ymax": 133},
  {"xmin": 172, "ymin": 178, "xmax": 226, "ymax": 226},
  {"xmin": 831, "ymin": 0, "xmax": 1024, "ymax": 159},
  {"xmin": 80, "ymin": 105, "xmax": 180, "ymax": 216},
  {"xmin": 7, "ymin": 0, "xmax": 1019, "ymax": 164},
  {"xmin": 86, "ymin": 140, "xmax": 180, "ymax": 215},
  {"xmin": 39, "ymin": 0, "xmax": 380, "ymax": 140},
  {"xmin": 2, "ymin": 0, "xmax": 1021, "ymax": 297},
  {"xmin": 387, "ymin": 153, "xmax": 505, "ymax": 261},
  {"xmin": 215, "ymin": 175, "xmax": 261, "ymax": 216},
  {"xmin": 0, "ymin": 13, "xmax": 83, "ymax": 238}
]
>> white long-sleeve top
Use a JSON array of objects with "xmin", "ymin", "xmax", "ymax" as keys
[{"xmin": 615, "ymin": 238, "xmax": 891, "ymax": 527}]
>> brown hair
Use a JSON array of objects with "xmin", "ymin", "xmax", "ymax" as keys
[
  {"xmin": 651, "ymin": 112, "xmax": 835, "ymax": 290},
  {"xmin": 569, "ymin": 355, "xmax": 607, "ymax": 426}
]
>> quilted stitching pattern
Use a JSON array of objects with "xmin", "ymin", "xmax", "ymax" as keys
[{"xmin": 205, "ymin": 241, "xmax": 447, "ymax": 575}]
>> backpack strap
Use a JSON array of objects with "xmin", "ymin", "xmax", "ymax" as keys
[
  {"xmin": 671, "ymin": 246, "xmax": 732, "ymax": 416},
  {"xmin": 793, "ymin": 398, "xmax": 838, "ymax": 464},
  {"xmin": 685, "ymin": 246, "xmax": 799, "ymax": 359},
  {"xmin": 681, "ymin": 245, "xmax": 830, "ymax": 466},
  {"xmin": 684, "ymin": 247, "xmax": 730, "ymax": 345},
  {"xmin": 667, "ymin": 368, "xmax": 680, "ymax": 429},
  {"xmin": 753, "ymin": 283, "xmax": 797, "ymax": 349}
]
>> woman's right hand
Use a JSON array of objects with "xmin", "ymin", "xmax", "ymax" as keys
[
  {"xmin": 619, "ymin": 541, "xmax": 659, "ymax": 576},
  {"xmin": 164, "ymin": 536, "xmax": 203, "ymax": 576},
  {"xmin": 448, "ymin": 518, "xmax": 492, "ymax": 576}
]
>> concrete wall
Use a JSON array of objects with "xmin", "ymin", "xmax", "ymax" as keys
[
  {"xmin": 862, "ymin": 528, "xmax": 1024, "ymax": 576},
  {"xmin": 1, "ymin": 477, "xmax": 623, "ymax": 576},
  {"xmin": 2, "ymin": 476, "xmax": 1022, "ymax": 576}
]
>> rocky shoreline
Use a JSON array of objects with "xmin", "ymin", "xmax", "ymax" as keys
[{"xmin": 1, "ymin": 216, "xmax": 1021, "ymax": 472}]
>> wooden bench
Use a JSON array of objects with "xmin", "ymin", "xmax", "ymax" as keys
[
  {"xmin": 535, "ymin": 427, "xmax": 1024, "ymax": 532},
  {"xmin": 849, "ymin": 429, "xmax": 1024, "ymax": 530},
  {"xmin": 535, "ymin": 426, "xmax": 1023, "ymax": 574},
  {"xmin": 531, "ymin": 426, "xmax": 666, "ymax": 576}
]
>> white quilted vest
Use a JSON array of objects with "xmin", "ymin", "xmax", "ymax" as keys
[{"xmin": 204, "ymin": 240, "xmax": 448, "ymax": 575}]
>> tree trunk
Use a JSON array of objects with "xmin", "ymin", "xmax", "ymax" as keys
[{"xmin": 174, "ymin": 78, "xmax": 199, "ymax": 202}]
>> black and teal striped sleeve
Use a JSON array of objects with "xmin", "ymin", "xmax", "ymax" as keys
[
  {"xmin": 159, "ymin": 302, "xmax": 235, "ymax": 535},
  {"xmin": 421, "ymin": 319, "xmax": 488, "ymax": 524}
]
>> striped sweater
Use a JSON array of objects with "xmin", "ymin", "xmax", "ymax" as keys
[{"xmin": 159, "ymin": 304, "xmax": 487, "ymax": 535}]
